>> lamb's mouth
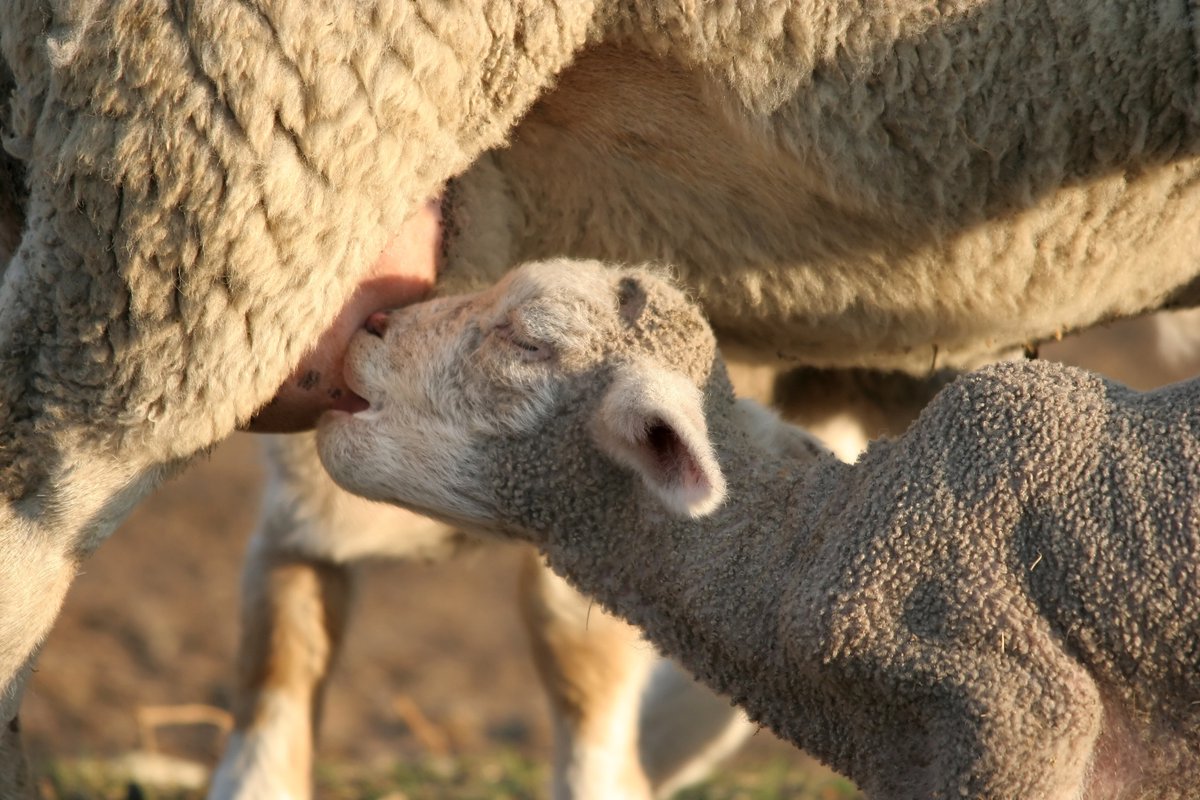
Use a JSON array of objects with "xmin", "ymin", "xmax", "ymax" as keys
[
  {"xmin": 332, "ymin": 356, "xmax": 374, "ymax": 415},
  {"xmin": 330, "ymin": 386, "xmax": 370, "ymax": 415},
  {"xmin": 438, "ymin": 178, "xmax": 459, "ymax": 268},
  {"xmin": 330, "ymin": 184, "xmax": 456, "ymax": 419}
]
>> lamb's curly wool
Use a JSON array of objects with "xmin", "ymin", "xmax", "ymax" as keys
[
  {"xmin": 520, "ymin": 363, "xmax": 1200, "ymax": 799},
  {"xmin": 319, "ymin": 261, "xmax": 1199, "ymax": 799},
  {"xmin": 515, "ymin": 357, "xmax": 1200, "ymax": 800},
  {"xmin": 4, "ymin": 0, "xmax": 1200, "ymax": 789}
]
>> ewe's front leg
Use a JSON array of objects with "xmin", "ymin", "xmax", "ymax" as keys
[
  {"xmin": 209, "ymin": 435, "xmax": 464, "ymax": 800},
  {"xmin": 518, "ymin": 556, "xmax": 752, "ymax": 800},
  {"xmin": 0, "ymin": 712, "xmax": 33, "ymax": 800},
  {"xmin": 0, "ymin": 534, "xmax": 76, "ymax": 800}
]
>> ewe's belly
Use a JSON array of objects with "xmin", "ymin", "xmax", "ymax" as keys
[
  {"xmin": 476, "ymin": 42, "xmax": 1200, "ymax": 372},
  {"xmin": 696, "ymin": 165, "xmax": 1200, "ymax": 371}
]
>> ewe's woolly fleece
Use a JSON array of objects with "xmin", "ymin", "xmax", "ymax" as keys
[
  {"xmin": 4, "ymin": 0, "xmax": 1200, "ymax": 505},
  {"xmin": 0, "ymin": 0, "xmax": 596, "ymax": 501},
  {"xmin": 459, "ymin": 0, "xmax": 1200, "ymax": 370},
  {"xmin": 481, "ymin": 274, "xmax": 1199, "ymax": 799}
]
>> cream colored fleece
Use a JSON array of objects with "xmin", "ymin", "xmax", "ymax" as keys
[
  {"xmin": 4, "ymin": 0, "xmax": 1200, "ymax": 496},
  {"xmin": 1, "ymin": 0, "xmax": 1198, "ymax": 522},
  {"xmin": 452, "ymin": 1, "xmax": 1200, "ymax": 372},
  {"xmin": 0, "ymin": 0, "xmax": 598, "ymax": 503}
]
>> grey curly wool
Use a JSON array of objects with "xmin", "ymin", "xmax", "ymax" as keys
[
  {"xmin": 319, "ymin": 261, "xmax": 1199, "ymax": 799},
  {"xmin": 521, "ymin": 359, "xmax": 1200, "ymax": 799},
  {"xmin": 4, "ymin": 0, "xmax": 1200, "ymax": 790}
]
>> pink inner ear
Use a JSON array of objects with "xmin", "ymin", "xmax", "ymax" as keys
[
  {"xmin": 681, "ymin": 458, "xmax": 707, "ymax": 488},
  {"xmin": 645, "ymin": 419, "xmax": 707, "ymax": 489}
]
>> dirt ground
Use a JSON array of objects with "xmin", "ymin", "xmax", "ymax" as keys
[
  {"xmin": 22, "ymin": 433, "xmax": 793, "ymax": 775},
  {"xmin": 25, "ymin": 432, "xmax": 550, "ymax": 765}
]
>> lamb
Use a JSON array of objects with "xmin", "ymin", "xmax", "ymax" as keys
[
  {"xmin": 210, "ymin": 404, "xmax": 761, "ymax": 800},
  {"xmin": 316, "ymin": 258, "xmax": 1200, "ymax": 800},
  {"xmin": 212, "ymin": 313, "xmax": 1200, "ymax": 800},
  {"xmin": 211, "ymin": 355, "xmax": 963, "ymax": 800},
  {"xmin": 7, "ymin": 0, "xmax": 1200, "ymax": 791}
]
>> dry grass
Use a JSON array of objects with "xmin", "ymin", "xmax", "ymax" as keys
[{"xmin": 37, "ymin": 752, "xmax": 861, "ymax": 800}]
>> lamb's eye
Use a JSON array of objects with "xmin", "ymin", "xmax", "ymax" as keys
[
  {"xmin": 493, "ymin": 320, "xmax": 552, "ymax": 361},
  {"xmin": 513, "ymin": 338, "xmax": 541, "ymax": 353}
]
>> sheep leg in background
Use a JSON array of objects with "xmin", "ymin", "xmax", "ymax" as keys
[
  {"xmin": 771, "ymin": 366, "xmax": 960, "ymax": 463},
  {"xmin": 219, "ymin": 431, "xmax": 702, "ymax": 800},
  {"xmin": 209, "ymin": 545, "xmax": 356, "ymax": 800},
  {"xmin": 223, "ymin": 436, "xmax": 747, "ymax": 800},
  {"xmin": 209, "ymin": 435, "xmax": 466, "ymax": 800},
  {"xmin": 518, "ymin": 552, "xmax": 658, "ymax": 799},
  {"xmin": 0, "ymin": 389, "xmax": 87, "ymax": 782},
  {"xmin": 634, "ymin": 661, "xmax": 754, "ymax": 797}
]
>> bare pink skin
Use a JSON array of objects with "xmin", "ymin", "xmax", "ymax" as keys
[{"xmin": 244, "ymin": 197, "xmax": 442, "ymax": 432}]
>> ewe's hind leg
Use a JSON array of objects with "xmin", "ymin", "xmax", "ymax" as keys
[
  {"xmin": 0, "ymin": 531, "xmax": 76, "ymax": 800},
  {"xmin": 519, "ymin": 552, "xmax": 657, "ymax": 800},
  {"xmin": 209, "ymin": 435, "xmax": 463, "ymax": 800},
  {"xmin": 637, "ymin": 660, "xmax": 753, "ymax": 797},
  {"xmin": 519, "ymin": 554, "xmax": 752, "ymax": 799}
]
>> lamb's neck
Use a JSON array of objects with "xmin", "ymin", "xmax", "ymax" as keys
[{"xmin": 525, "ymin": 412, "xmax": 855, "ymax": 725}]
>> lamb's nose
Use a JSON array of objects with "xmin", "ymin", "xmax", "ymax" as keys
[{"xmin": 365, "ymin": 311, "xmax": 390, "ymax": 337}]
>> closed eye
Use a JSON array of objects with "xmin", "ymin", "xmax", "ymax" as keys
[
  {"xmin": 510, "ymin": 335, "xmax": 540, "ymax": 353},
  {"xmin": 493, "ymin": 320, "xmax": 552, "ymax": 361}
]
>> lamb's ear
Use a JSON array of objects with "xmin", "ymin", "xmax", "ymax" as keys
[{"xmin": 591, "ymin": 363, "xmax": 726, "ymax": 518}]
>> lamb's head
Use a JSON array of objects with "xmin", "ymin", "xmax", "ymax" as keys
[{"xmin": 316, "ymin": 259, "xmax": 730, "ymax": 535}]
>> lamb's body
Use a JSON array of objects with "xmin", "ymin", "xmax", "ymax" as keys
[
  {"xmin": 557, "ymin": 362, "xmax": 1200, "ymax": 798},
  {"xmin": 490, "ymin": 363, "xmax": 1200, "ymax": 799},
  {"xmin": 319, "ymin": 260, "xmax": 1200, "ymax": 799}
]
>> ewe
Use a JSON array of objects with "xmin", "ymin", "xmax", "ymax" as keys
[
  {"xmin": 318, "ymin": 259, "xmax": 1200, "ymax": 800},
  {"xmin": 7, "ymin": 0, "xmax": 1200, "ymax": 792}
]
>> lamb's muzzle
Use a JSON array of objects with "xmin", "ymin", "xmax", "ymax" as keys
[{"xmin": 318, "ymin": 258, "xmax": 724, "ymax": 526}]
